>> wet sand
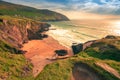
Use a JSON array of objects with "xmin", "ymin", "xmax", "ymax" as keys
[{"xmin": 22, "ymin": 36, "xmax": 73, "ymax": 77}]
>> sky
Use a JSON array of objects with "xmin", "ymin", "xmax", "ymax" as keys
[{"xmin": 2, "ymin": 0, "xmax": 120, "ymax": 19}]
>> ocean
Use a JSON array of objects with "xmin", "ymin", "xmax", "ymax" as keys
[{"xmin": 47, "ymin": 19, "xmax": 120, "ymax": 47}]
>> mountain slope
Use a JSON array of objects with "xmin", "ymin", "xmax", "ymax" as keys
[{"xmin": 0, "ymin": 0, "xmax": 69, "ymax": 21}]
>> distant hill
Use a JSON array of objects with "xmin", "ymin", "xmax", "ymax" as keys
[{"xmin": 0, "ymin": 0, "xmax": 69, "ymax": 21}]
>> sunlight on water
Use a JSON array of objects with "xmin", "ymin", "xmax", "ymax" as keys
[
  {"xmin": 114, "ymin": 21, "xmax": 120, "ymax": 25},
  {"xmin": 111, "ymin": 21, "xmax": 120, "ymax": 35},
  {"xmin": 48, "ymin": 20, "xmax": 120, "ymax": 47}
]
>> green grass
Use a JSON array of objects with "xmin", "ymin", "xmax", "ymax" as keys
[
  {"xmin": 36, "ymin": 52, "xmax": 120, "ymax": 80},
  {"xmin": 84, "ymin": 37, "xmax": 120, "ymax": 61},
  {"xmin": 35, "ymin": 60, "xmax": 73, "ymax": 80},
  {"xmin": 0, "ymin": 40, "xmax": 34, "ymax": 80},
  {"xmin": 36, "ymin": 37, "xmax": 120, "ymax": 80},
  {"xmin": 0, "ymin": 1, "xmax": 69, "ymax": 21}
]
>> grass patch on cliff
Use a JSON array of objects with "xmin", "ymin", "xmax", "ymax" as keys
[
  {"xmin": 84, "ymin": 37, "xmax": 120, "ymax": 61},
  {"xmin": 35, "ymin": 59, "xmax": 73, "ymax": 80},
  {"xmin": 0, "ymin": 0, "xmax": 69, "ymax": 21},
  {"xmin": 36, "ymin": 37, "xmax": 120, "ymax": 80},
  {"xmin": 0, "ymin": 40, "xmax": 34, "ymax": 80},
  {"xmin": 85, "ymin": 47, "xmax": 120, "ymax": 61},
  {"xmin": 35, "ymin": 52, "xmax": 120, "ymax": 80}
]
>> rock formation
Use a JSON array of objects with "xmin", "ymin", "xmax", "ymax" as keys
[{"xmin": 0, "ymin": 17, "xmax": 50, "ymax": 48}]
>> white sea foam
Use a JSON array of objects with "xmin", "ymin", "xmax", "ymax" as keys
[
  {"xmin": 47, "ymin": 20, "xmax": 120, "ymax": 48},
  {"xmin": 47, "ymin": 27, "xmax": 81, "ymax": 48}
]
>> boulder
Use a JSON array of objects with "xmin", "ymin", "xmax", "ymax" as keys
[
  {"xmin": 55, "ymin": 49, "xmax": 68, "ymax": 56},
  {"xmin": 72, "ymin": 43, "xmax": 83, "ymax": 54}
]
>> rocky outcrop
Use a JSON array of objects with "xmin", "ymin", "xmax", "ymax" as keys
[
  {"xmin": 0, "ymin": 17, "xmax": 50, "ymax": 48},
  {"xmin": 72, "ymin": 43, "xmax": 83, "ymax": 54},
  {"xmin": 71, "ymin": 41, "xmax": 95, "ymax": 54}
]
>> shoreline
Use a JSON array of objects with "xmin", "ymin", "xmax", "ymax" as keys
[
  {"xmin": 21, "ymin": 35, "xmax": 73, "ymax": 77},
  {"xmin": 46, "ymin": 32, "xmax": 72, "ymax": 49},
  {"xmin": 47, "ymin": 26, "xmax": 82, "ymax": 48}
]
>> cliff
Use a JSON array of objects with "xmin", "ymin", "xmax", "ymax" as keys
[
  {"xmin": 0, "ymin": 38, "xmax": 34, "ymax": 80},
  {"xmin": 0, "ymin": 16, "xmax": 50, "ymax": 48},
  {"xmin": 0, "ymin": 15, "xmax": 120, "ymax": 80},
  {"xmin": 36, "ymin": 35, "xmax": 120, "ymax": 80},
  {"xmin": 0, "ymin": 0, "xmax": 69, "ymax": 21},
  {"xmin": 0, "ymin": 15, "xmax": 51, "ymax": 79}
]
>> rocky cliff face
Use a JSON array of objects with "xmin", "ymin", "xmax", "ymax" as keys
[{"xmin": 0, "ymin": 16, "xmax": 50, "ymax": 48}]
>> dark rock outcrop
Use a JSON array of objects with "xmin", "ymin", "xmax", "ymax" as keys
[
  {"xmin": 71, "ymin": 41, "xmax": 95, "ymax": 54},
  {"xmin": 72, "ymin": 43, "xmax": 83, "ymax": 54},
  {"xmin": 55, "ymin": 49, "xmax": 68, "ymax": 56},
  {"xmin": 0, "ymin": 19, "xmax": 3, "ymax": 22}
]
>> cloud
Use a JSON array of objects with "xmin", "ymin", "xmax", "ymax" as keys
[
  {"xmin": 66, "ymin": 0, "xmax": 120, "ymax": 15},
  {"xmin": 57, "ymin": 9, "xmax": 120, "ymax": 19},
  {"xmin": 2, "ymin": 0, "xmax": 120, "ymax": 19}
]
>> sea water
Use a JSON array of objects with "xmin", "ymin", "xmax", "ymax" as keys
[{"xmin": 47, "ymin": 19, "xmax": 120, "ymax": 47}]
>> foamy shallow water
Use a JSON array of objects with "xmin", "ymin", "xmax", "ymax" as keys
[
  {"xmin": 47, "ymin": 28, "xmax": 80, "ymax": 47},
  {"xmin": 47, "ymin": 20, "xmax": 120, "ymax": 48}
]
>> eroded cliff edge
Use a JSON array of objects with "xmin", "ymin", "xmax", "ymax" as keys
[{"xmin": 0, "ymin": 16, "xmax": 50, "ymax": 48}]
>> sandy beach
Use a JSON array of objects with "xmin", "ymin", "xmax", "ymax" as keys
[{"xmin": 22, "ymin": 36, "xmax": 73, "ymax": 77}]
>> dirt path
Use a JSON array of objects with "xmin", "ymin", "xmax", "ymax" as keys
[
  {"xmin": 22, "ymin": 36, "xmax": 73, "ymax": 77},
  {"xmin": 96, "ymin": 62, "xmax": 120, "ymax": 79}
]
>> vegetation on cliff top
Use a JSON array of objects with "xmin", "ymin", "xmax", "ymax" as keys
[
  {"xmin": 0, "ymin": 40, "xmax": 34, "ymax": 80},
  {"xmin": 36, "ymin": 36, "xmax": 120, "ymax": 80},
  {"xmin": 0, "ymin": 0, "xmax": 69, "ymax": 21},
  {"xmin": 0, "ymin": 15, "xmax": 50, "ymax": 48},
  {"xmin": 85, "ymin": 36, "xmax": 120, "ymax": 61}
]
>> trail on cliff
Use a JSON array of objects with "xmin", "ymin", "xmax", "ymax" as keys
[{"xmin": 96, "ymin": 62, "xmax": 120, "ymax": 79}]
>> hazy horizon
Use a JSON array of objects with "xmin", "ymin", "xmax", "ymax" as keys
[{"xmin": 2, "ymin": 0, "xmax": 120, "ymax": 20}]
